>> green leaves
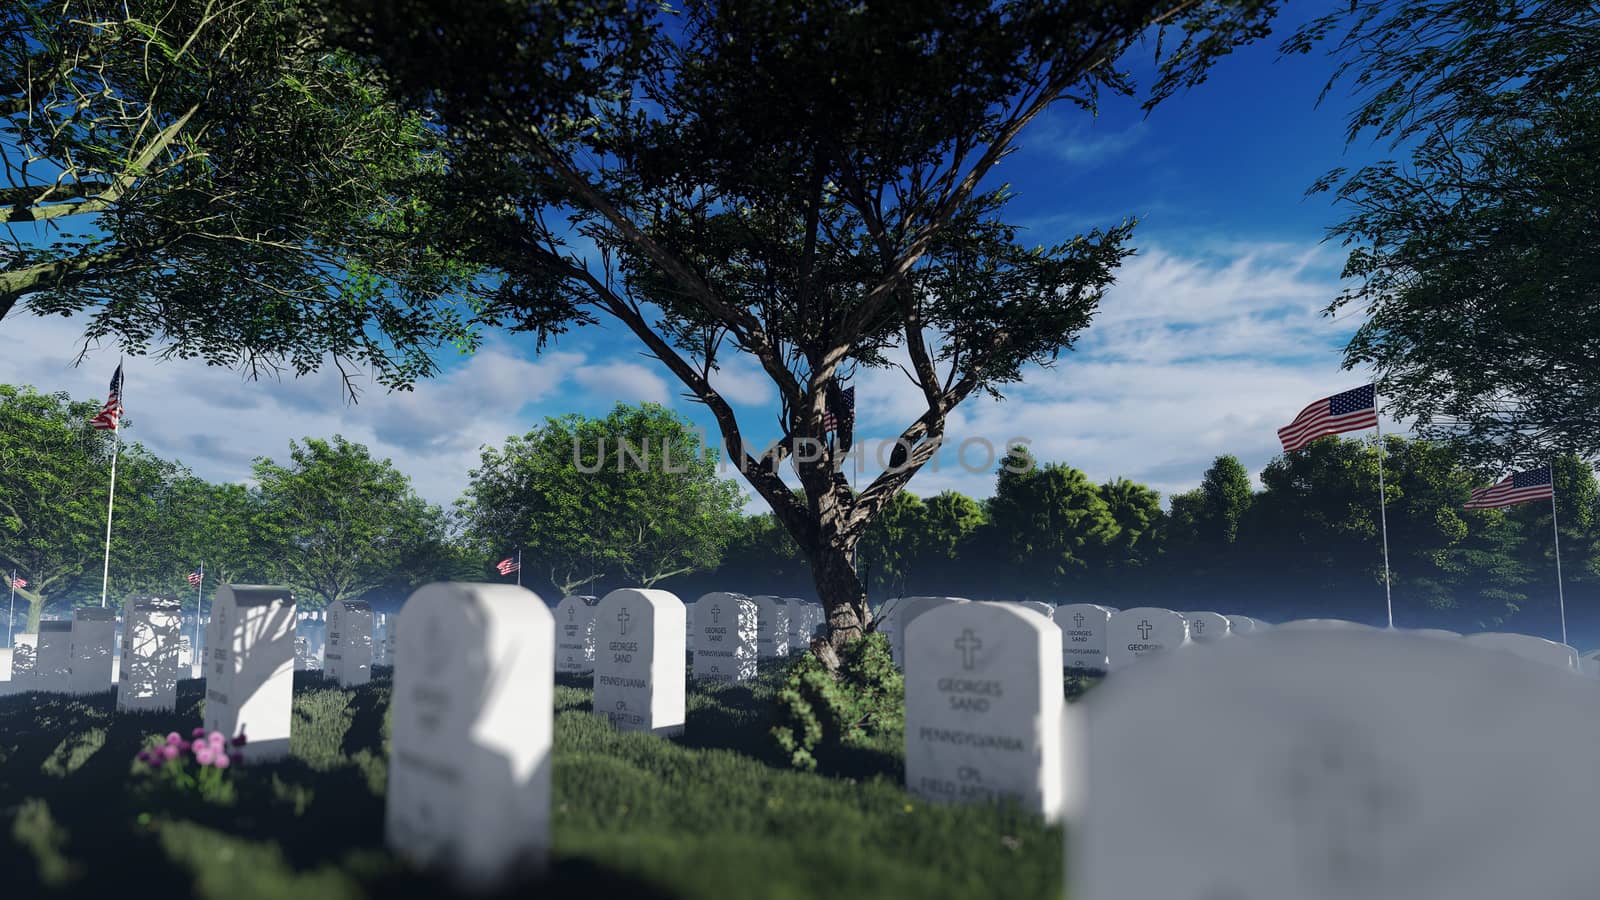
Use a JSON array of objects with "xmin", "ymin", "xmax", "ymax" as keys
[
  {"xmin": 251, "ymin": 436, "xmax": 445, "ymax": 608},
  {"xmin": 457, "ymin": 403, "xmax": 745, "ymax": 595},
  {"xmin": 1287, "ymin": 0, "xmax": 1600, "ymax": 466}
]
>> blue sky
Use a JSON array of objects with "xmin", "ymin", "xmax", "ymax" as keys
[{"xmin": 0, "ymin": 0, "xmax": 1407, "ymax": 512}]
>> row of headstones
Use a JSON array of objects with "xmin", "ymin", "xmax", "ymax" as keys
[
  {"xmin": 554, "ymin": 592, "xmax": 826, "ymax": 683},
  {"xmin": 884, "ymin": 599, "xmax": 1600, "ymax": 898},
  {"xmin": 0, "ymin": 592, "xmax": 376, "ymax": 744},
  {"xmin": 108, "ymin": 578, "xmax": 1589, "ymax": 893},
  {"xmin": 873, "ymin": 597, "xmax": 1599, "ymax": 678}
]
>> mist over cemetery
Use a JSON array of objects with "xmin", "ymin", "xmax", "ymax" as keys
[{"xmin": 3, "ymin": 1, "xmax": 1600, "ymax": 898}]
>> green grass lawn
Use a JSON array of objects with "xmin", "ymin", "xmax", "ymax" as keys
[{"xmin": 0, "ymin": 664, "xmax": 1066, "ymax": 899}]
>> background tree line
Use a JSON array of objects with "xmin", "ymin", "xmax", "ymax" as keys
[{"xmin": 6, "ymin": 379, "xmax": 1597, "ymax": 640}]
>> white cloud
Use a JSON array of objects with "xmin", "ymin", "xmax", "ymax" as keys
[
  {"xmin": 0, "ymin": 239, "xmax": 1397, "ymax": 515},
  {"xmin": 571, "ymin": 361, "xmax": 672, "ymax": 406}
]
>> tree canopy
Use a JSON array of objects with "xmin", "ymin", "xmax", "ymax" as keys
[
  {"xmin": 456, "ymin": 403, "xmax": 745, "ymax": 595},
  {"xmin": 323, "ymin": 0, "xmax": 1282, "ymax": 647},
  {"xmin": 1, "ymin": 0, "xmax": 483, "ymax": 395},
  {"xmin": 1285, "ymin": 0, "xmax": 1600, "ymax": 466}
]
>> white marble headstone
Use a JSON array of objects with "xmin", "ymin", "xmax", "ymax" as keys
[
  {"xmin": 693, "ymin": 592, "xmax": 758, "ymax": 683},
  {"xmin": 553, "ymin": 595, "xmax": 600, "ymax": 674},
  {"xmin": 1105, "ymin": 608, "xmax": 1189, "ymax": 671},
  {"xmin": 1019, "ymin": 601, "xmax": 1055, "ymax": 620},
  {"xmin": 1463, "ymin": 632, "xmax": 1578, "ymax": 671},
  {"xmin": 1278, "ymin": 618, "xmax": 1377, "ymax": 631},
  {"xmin": 294, "ymin": 636, "xmax": 309, "ymax": 672},
  {"xmin": 1409, "ymin": 628, "xmax": 1462, "ymax": 641},
  {"xmin": 905, "ymin": 602, "xmax": 1068, "ymax": 822},
  {"xmin": 1058, "ymin": 604, "xmax": 1115, "ymax": 674},
  {"xmin": 752, "ymin": 595, "xmax": 790, "ymax": 660},
  {"xmin": 203, "ymin": 584, "xmax": 296, "ymax": 760},
  {"xmin": 69, "ymin": 607, "xmax": 116, "ymax": 694},
  {"xmin": 891, "ymin": 597, "xmax": 972, "ymax": 668},
  {"xmin": 1182, "ymin": 611, "xmax": 1232, "ymax": 643},
  {"xmin": 11, "ymin": 633, "xmax": 37, "ymax": 689},
  {"xmin": 118, "ymin": 596, "xmax": 183, "ymax": 712},
  {"xmin": 35, "ymin": 621, "xmax": 72, "ymax": 692},
  {"xmin": 1072, "ymin": 628, "xmax": 1600, "ymax": 900},
  {"xmin": 1224, "ymin": 615, "xmax": 1258, "ymax": 635},
  {"xmin": 783, "ymin": 597, "xmax": 811, "ymax": 652},
  {"xmin": 592, "ymin": 588, "xmax": 686, "ymax": 736},
  {"xmin": 327, "ymin": 599, "xmax": 375, "ymax": 687},
  {"xmin": 387, "ymin": 582, "xmax": 553, "ymax": 889}
]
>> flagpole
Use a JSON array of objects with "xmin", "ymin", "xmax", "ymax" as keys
[
  {"xmin": 99, "ymin": 378, "xmax": 123, "ymax": 609},
  {"xmin": 1550, "ymin": 463, "xmax": 1568, "ymax": 647},
  {"xmin": 516, "ymin": 548, "xmax": 522, "ymax": 587},
  {"xmin": 193, "ymin": 564, "xmax": 205, "ymax": 664},
  {"xmin": 1373, "ymin": 406, "xmax": 1394, "ymax": 630},
  {"xmin": 6, "ymin": 570, "xmax": 15, "ymax": 648}
]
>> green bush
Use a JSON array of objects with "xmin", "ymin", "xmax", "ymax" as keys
[{"xmin": 771, "ymin": 632, "xmax": 904, "ymax": 771}]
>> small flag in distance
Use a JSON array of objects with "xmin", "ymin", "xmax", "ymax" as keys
[
  {"xmin": 1465, "ymin": 466, "xmax": 1554, "ymax": 510},
  {"xmin": 9, "ymin": 575, "xmax": 25, "ymax": 589},
  {"xmin": 90, "ymin": 362, "xmax": 124, "ymax": 431},
  {"xmin": 824, "ymin": 385, "xmax": 855, "ymax": 432},
  {"xmin": 188, "ymin": 567, "xmax": 204, "ymax": 587},
  {"xmin": 496, "ymin": 557, "xmax": 521, "ymax": 575},
  {"xmin": 1278, "ymin": 384, "xmax": 1378, "ymax": 453}
]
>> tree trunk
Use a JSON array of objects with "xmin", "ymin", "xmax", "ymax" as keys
[{"xmin": 809, "ymin": 536, "xmax": 871, "ymax": 660}]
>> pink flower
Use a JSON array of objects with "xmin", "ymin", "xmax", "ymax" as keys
[
  {"xmin": 136, "ymin": 750, "xmax": 151, "ymax": 765},
  {"xmin": 160, "ymin": 744, "xmax": 179, "ymax": 761},
  {"xmin": 207, "ymin": 731, "xmax": 225, "ymax": 749},
  {"xmin": 166, "ymin": 732, "xmax": 183, "ymax": 745},
  {"xmin": 232, "ymin": 732, "xmax": 248, "ymax": 747},
  {"xmin": 212, "ymin": 753, "xmax": 231, "ymax": 770},
  {"xmin": 191, "ymin": 727, "xmax": 206, "ymax": 739},
  {"xmin": 149, "ymin": 753, "xmax": 166, "ymax": 769},
  {"xmin": 194, "ymin": 746, "xmax": 214, "ymax": 765}
]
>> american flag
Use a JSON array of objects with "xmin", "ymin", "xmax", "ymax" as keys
[
  {"xmin": 1465, "ymin": 466, "xmax": 1554, "ymax": 510},
  {"xmin": 89, "ymin": 363, "xmax": 124, "ymax": 431},
  {"xmin": 496, "ymin": 556, "xmax": 521, "ymax": 575},
  {"xmin": 187, "ymin": 566, "xmax": 204, "ymax": 587},
  {"xmin": 1277, "ymin": 384, "xmax": 1378, "ymax": 453},
  {"xmin": 823, "ymin": 385, "xmax": 855, "ymax": 432},
  {"xmin": 8, "ymin": 575, "xmax": 25, "ymax": 589}
]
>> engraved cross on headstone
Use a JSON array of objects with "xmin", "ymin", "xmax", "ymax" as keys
[
  {"xmin": 1138, "ymin": 619, "xmax": 1153, "ymax": 640},
  {"xmin": 711, "ymin": 605, "xmax": 721, "ymax": 623},
  {"xmin": 567, "ymin": 607, "xmax": 576, "ymax": 622},
  {"xmin": 1192, "ymin": 619, "xmax": 1205, "ymax": 635},
  {"xmin": 955, "ymin": 629, "xmax": 982, "ymax": 670},
  {"xmin": 1073, "ymin": 613, "xmax": 1085, "ymax": 628},
  {"xmin": 617, "ymin": 608, "xmax": 631, "ymax": 636}
]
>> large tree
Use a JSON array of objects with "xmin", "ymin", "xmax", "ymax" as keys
[
  {"xmin": 457, "ymin": 403, "xmax": 745, "ymax": 596},
  {"xmin": 1, "ymin": 0, "xmax": 481, "ymax": 394},
  {"xmin": 1285, "ymin": 1, "xmax": 1600, "ymax": 465},
  {"xmin": 0, "ymin": 383, "xmax": 176, "ymax": 628},
  {"xmin": 328, "ymin": 0, "xmax": 1280, "ymax": 652},
  {"xmin": 252, "ymin": 435, "xmax": 441, "ymax": 609}
]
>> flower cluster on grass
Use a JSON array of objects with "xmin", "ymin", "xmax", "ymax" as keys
[{"xmin": 135, "ymin": 728, "xmax": 247, "ymax": 771}]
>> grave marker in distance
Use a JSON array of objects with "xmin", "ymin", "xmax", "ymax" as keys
[
  {"xmin": 553, "ymin": 595, "xmax": 601, "ymax": 674},
  {"xmin": 592, "ymin": 588, "xmax": 686, "ymax": 736},
  {"xmin": 1058, "ymin": 604, "xmax": 1115, "ymax": 675},
  {"xmin": 69, "ymin": 606, "xmax": 116, "ymax": 694},
  {"xmin": 327, "ymin": 599, "xmax": 375, "ymax": 687},
  {"xmin": 1105, "ymin": 608, "xmax": 1189, "ymax": 671},
  {"xmin": 752, "ymin": 595, "xmax": 790, "ymax": 660},
  {"xmin": 35, "ymin": 621, "xmax": 72, "ymax": 692},
  {"xmin": 1182, "ymin": 611, "xmax": 1232, "ymax": 644},
  {"xmin": 118, "ymin": 596, "xmax": 183, "ymax": 712},
  {"xmin": 693, "ymin": 592, "xmax": 758, "ymax": 683}
]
